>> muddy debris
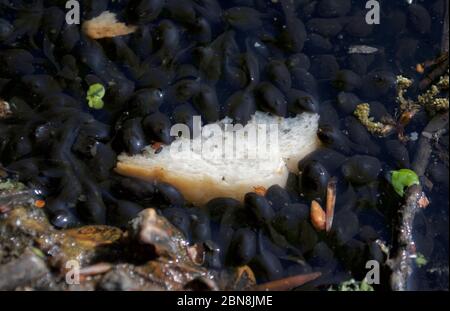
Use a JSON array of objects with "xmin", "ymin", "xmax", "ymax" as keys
[
  {"xmin": 0, "ymin": 180, "xmax": 261, "ymax": 291},
  {"xmin": 0, "ymin": 249, "xmax": 50, "ymax": 290}
]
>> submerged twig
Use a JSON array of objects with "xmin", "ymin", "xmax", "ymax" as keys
[
  {"xmin": 389, "ymin": 113, "xmax": 448, "ymax": 290},
  {"xmin": 412, "ymin": 112, "xmax": 449, "ymax": 177},
  {"xmin": 442, "ymin": 0, "xmax": 449, "ymax": 53},
  {"xmin": 388, "ymin": 185, "xmax": 428, "ymax": 291},
  {"xmin": 325, "ymin": 178, "xmax": 337, "ymax": 232},
  {"xmin": 419, "ymin": 55, "xmax": 449, "ymax": 91},
  {"xmin": 441, "ymin": 0, "xmax": 449, "ymax": 53},
  {"xmin": 79, "ymin": 262, "xmax": 113, "ymax": 277},
  {"xmin": 252, "ymin": 272, "xmax": 321, "ymax": 291}
]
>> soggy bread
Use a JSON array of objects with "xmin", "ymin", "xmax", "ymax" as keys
[
  {"xmin": 82, "ymin": 11, "xmax": 137, "ymax": 39},
  {"xmin": 116, "ymin": 112, "xmax": 320, "ymax": 205}
]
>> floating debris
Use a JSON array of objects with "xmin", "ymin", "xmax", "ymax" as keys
[
  {"xmin": 418, "ymin": 74, "xmax": 449, "ymax": 112},
  {"xmin": 82, "ymin": 11, "xmax": 138, "ymax": 39},
  {"xmin": 253, "ymin": 272, "xmax": 321, "ymax": 291},
  {"xmin": 78, "ymin": 262, "xmax": 113, "ymax": 277},
  {"xmin": 396, "ymin": 75, "xmax": 416, "ymax": 111},
  {"xmin": 325, "ymin": 178, "xmax": 336, "ymax": 232},
  {"xmin": 0, "ymin": 0, "xmax": 448, "ymax": 292},
  {"xmin": 419, "ymin": 54, "xmax": 449, "ymax": 90},
  {"xmin": 34, "ymin": 199, "xmax": 46, "ymax": 209},
  {"xmin": 0, "ymin": 99, "xmax": 12, "ymax": 119},
  {"xmin": 416, "ymin": 63, "xmax": 425, "ymax": 74},
  {"xmin": 253, "ymin": 186, "xmax": 267, "ymax": 196},
  {"xmin": 310, "ymin": 200, "xmax": 326, "ymax": 231},
  {"xmin": 130, "ymin": 208, "xmax": 192, "ymax": 263},
  {"xmin": 348, "ymin": 45, "xmax": 379, "ymax": 54},
  {"xmin": 329, "ymin": 278, "xmax": 374, "ymax": 291},
  {"xmin": 354, "ymin": 103, "xmax": 395, "ymax": 137},
  {"xmin": 409, "ymin": 132, "xmax": 419, "ymax": 141}
]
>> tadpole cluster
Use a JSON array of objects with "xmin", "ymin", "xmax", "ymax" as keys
[{"xmin": 0, "ymin": 0, "xmax": 447, "ymax": 287}]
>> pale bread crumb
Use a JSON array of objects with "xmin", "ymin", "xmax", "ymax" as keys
[
  {"xmin": 116, "ymin": 112, "xmax": 320, "ymax": 205},
  {"xmin": 82, "ymin": 11, "xmax": 137, "ymax": 39},
  {"xmin": 0, "ymin": 99, "xmax": 12, "ymax": 119}
]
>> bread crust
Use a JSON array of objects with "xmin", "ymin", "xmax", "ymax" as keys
[
  {"xmin": 82, "ymin": 11, "xmax": 137, "ymax": 39},
  {"xmin": 115, "ymin": 162, "xmax": 289, "ymax": 206},
  {"xmin": 284, "ymin": 137, "xmax": 322, "ymax": 173},
  {"xmin": 115, "ymin": 112, "xmax": 320, "ymax": 206}
]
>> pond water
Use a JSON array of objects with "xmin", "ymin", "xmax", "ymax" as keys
[{"xmin": 0, "ymin": 0, "xmax": 448, "ymax": 290}]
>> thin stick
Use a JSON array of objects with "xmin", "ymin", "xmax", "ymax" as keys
[
  {"xmin": 412, "ymin": 112, "xmax": 449, "ymax": 177},
  {"xmin": 388, "ymin": 185, "xmax": 427, "ymax": 291},
  {"xmin": 442, "ymin": 0, "xmax": 449, "ymax": 53},
  {"xmin": 326, "ymin": 178, "xmax": 337, "ymax": 232},
  {"xmin": 390, "ymin": 113, "xmax": 448, "ymax": 290},
  {"xmin": 252, "ymin": 272, "xmax": 322, "ymax": 291}
]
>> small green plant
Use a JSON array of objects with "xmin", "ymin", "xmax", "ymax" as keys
[
  {"xmin": 329, "ymin": 278, "xmax": 375, "ymax": 291},
  {"xmin": 0, "ymin": 180, "xmax": 25, "ymax": 191},
  {"xmin": 31, "ymin": 247, "xmax": 46, "ymax": 259},
  {"xmin": 354, "ymin": 103, "xmax": 394, "ymax": 137},
  {"xmin": 390, "ymin": 169, "xmax": 420, "ymax": 197},
  {"xmin": 86, "ymin": 83, "xmax": 106, "ymax": 109},
  {"xmin": 415, "ymin": 253, "xmax": 428, "ymax": 268}
]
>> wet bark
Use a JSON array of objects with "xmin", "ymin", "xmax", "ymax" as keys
[
  {"xmin": 412, "ymin": 112, "xmax": 449, "ymax": 177},
  {"xmin": 390, "ymin": 111, "xmax": 448, "ymax": 290},
  {"xmin": 442, "ymin": 0, "xmax": 449, "ymax": 53},
  {"xmin": 389, "ymin": 185, "xmax": 424, "ymax": 291}
]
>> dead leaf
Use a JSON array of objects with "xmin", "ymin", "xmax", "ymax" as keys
[
  {"xmin": 64, "ymin": 226, "xmax": 123, "ymax": 247},
  {"xmin": 253, "ymin": 186, "xmax": 267, "ymax": 196},
  {"xmin": 418, "ymin": 194, "xmax": 430, "ymax": 209},
  {"xmin": 252, "ymin": 272, "xmax": 321, "ymax": 291},
  {"xmin": 310, "ymin": 200, "xmax": 326, "ymax": 231},
  {"xmin": 326, "ymin": 178, "xmax": 337, "ymax": 232}
]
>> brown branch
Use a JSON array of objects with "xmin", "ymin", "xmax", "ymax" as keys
[
  {"xmin": 412, "ymin": 112, "xmax": 449, "ymax": 177},
  {"xmin": 252, "ymin": 272, "xmax": 322, "ymax": 291},
  {"xmin": 388, "ymin": 185, "xmax": 426, "ymax": 291},
  {"xmin": 389, "ymin": 113, "xmax": 448, "ymax": 290},
  {"xmin": 442, "ymin": 0, "xmax": 449, "ymax": 53}
]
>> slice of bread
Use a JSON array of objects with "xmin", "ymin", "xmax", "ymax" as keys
[
  {"xmin": 116, "ymin": 112, "xmax": 320, "ymax": 206},
  {"xmin": 82, "ymin": 11, "xmax": 137, "ymax": 39}
]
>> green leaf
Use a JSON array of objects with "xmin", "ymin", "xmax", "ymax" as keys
[
  {"xmin": 329, "ymin": 278, "xmax": 375, "ymax": 291},
  {"xmin": 89, "ymin": 97, "xmax": 104, "ymax": 110},
  {"xmin": 87, "ymin": 83, "xmax": 105, "ymax": 99},
  {"xmin": 86, "ymin": 83, "xmax": 106, "ymax": 110},
  {"xmin": 390, "ymin": 169, "xmax": 420, "ymax": 197},
  {"xmin": 415, "ymin": 253, "xmax": 428, "ymax": 268},
  {"xmin": 31, "ymin": 247, "xmax": 46, "ymax": 258},
  {"xmin": 0, "ymin": 180, "xmax": 25, "ymax": 191},
  {"xmin": 360, "ymin": 279, "xmax": 375, "ymax": 291}
]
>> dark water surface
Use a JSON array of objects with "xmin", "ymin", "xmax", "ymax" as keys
[{"xmin": 0, "ymin": 0, "xmax": 448, "ymax": 290}]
